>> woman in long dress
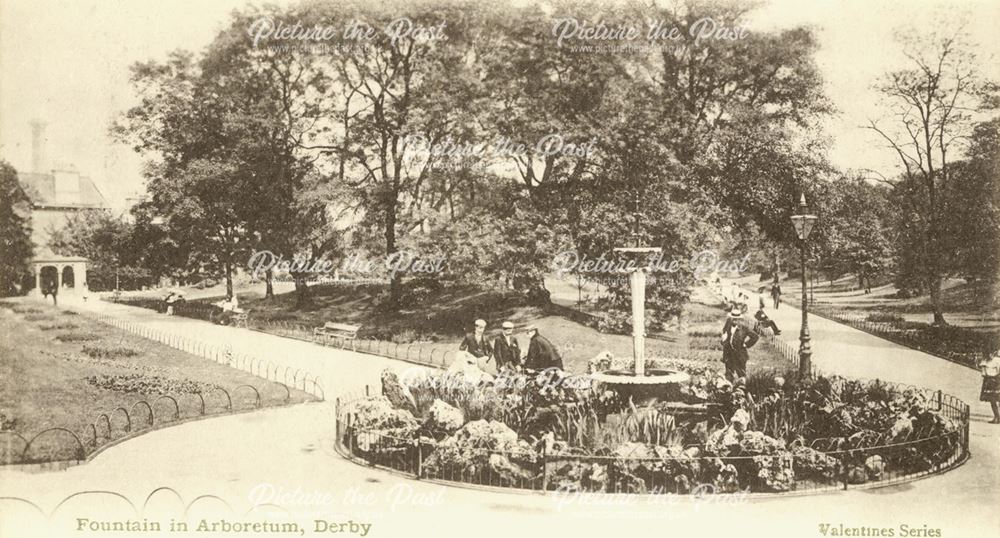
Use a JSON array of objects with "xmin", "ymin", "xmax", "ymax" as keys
[{"xmin": 979, "ymin": 349, "xmax": 1000, "ymax": 424}]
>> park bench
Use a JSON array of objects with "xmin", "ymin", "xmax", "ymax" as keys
[{"xmin": 314, "ymin": 321, "xmax": 361, "ymax": 351}]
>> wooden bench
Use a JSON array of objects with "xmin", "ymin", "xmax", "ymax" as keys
[{"xmin": 314, "ymin": 322, "xmax": 361, "ymax": 351}]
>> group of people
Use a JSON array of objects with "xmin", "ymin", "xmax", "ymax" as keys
[
  {"xmin": 163, "ymin": 290, "xmax": 186, "ymax": 315},
  {"xmin": 458, "ymin": 319, "xmax": 563, "ymax": 372}
]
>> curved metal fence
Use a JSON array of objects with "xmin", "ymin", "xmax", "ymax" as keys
[
  {"xmin": 0, "ymin": 305, "xmax": 328, "ymax": 467},
  {"xmin": 0, "ymin": 379, "xmax": 292, "ymax": 466},
  {"xmin": 78, "ymin": 308, "xmax": 327, "ymax": 400},
  {"xmin": 332, "ymin": 380, "xmax": 970, "ymax": 496}
]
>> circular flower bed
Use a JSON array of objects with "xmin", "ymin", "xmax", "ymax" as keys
[{"xmin": 336, "ymin": 357, "xmax": 969, "ymax": 495}]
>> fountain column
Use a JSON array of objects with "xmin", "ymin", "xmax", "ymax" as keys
[{"xmin": 631, "ymin": 267, "xmax": 646, "ymax": 376}]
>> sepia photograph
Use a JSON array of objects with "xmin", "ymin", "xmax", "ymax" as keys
[{"xmin": 0, "ymin": 0, "xmax": 998, "ymax": 536}]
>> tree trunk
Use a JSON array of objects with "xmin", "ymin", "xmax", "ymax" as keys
[
  {"xmin": 926, "ymin": 178, "xmax": 947, "ymax": 325},
  {"xmin": 293, "ymin": 273, "xmax": 309, "ymax": 309},
  {"xmin": 225, "ymin": 260, "xmax": 233, "ymax": 300},
  {"xmin": 385, "ymin": 191, "xmax": 401, "ymax": 309},
  {"xmin": 265, "ymin": 267, "xmax": 274, "ymax": 299},
  {"xmin": 930, "ymin": 277, "xmax": 946, "ymax": 325}
]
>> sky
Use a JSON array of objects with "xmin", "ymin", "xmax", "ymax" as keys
[{"xmin": 1, "ymin": 0, "xmax": 998, "ymax": 210}]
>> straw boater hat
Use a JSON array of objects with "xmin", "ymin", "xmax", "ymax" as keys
[{"xmin": 729, "ymin": 306, "xmax": 742, "ymax": 318}]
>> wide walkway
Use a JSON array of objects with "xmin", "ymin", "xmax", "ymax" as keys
[{"xmin": 1, "ymin": 294, "xmax": 997, "ymax": 538}]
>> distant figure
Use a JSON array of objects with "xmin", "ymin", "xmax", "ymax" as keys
[
  {"xmin": 771, "ymin": 283, "xmax": 782, "ymax": 309},
  {"xmin": 757, "ymin": 287, "xmax": 767, "ymax": 310},
  {"xmin": 492, "ymin": 320, "xmax": 521, "ymax": 370},
  {"xmin": 44, "ymin": 281, "xmax": 58, "ymax": 307},
  {"xmin": 459, "ymin": 319, "xmax": 491, "ymax": 360},
  {"xmin": 721, "ymin": 306, "xmax": 758, "ymax": 383},
  {"xmin": 736, "ymin": 294, "xmax": 749, "ymax": 315},
  {"xmin": 754, "ymin": 307, "xmax": 781, "ymax": 335},
  {"xmin": 523, "ymin": 326, "xmax": 563, "ymax": 372},
  {"xmin": 979, "ymin": 349, "xmax": 1000, "ymax": 424},
  {"xmin": 164, "ymin": 291, "xmax": 185, "ymax": 315}
]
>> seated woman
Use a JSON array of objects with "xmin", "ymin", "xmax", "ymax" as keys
[{"xmin": 212, "ymin": 295, "xmax": 242, "ymax": 324}]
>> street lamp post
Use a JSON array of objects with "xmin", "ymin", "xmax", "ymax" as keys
[{"xmin": 790, "ymin": 194, "xmax": 819, "ymax": 378}]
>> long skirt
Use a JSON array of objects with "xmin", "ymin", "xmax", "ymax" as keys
[{"xmin": 981, "ymin": 375, "xmax": 1000, "ymax": 402}]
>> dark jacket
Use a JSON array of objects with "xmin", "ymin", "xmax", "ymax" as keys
[
  {"xmin": 721, "ymin": 319, "xmax": 759, "ymax": 367},
  {"xmin": 771, "ymin": 284, "xmax": 782, "ymax": 297},
  {"xmin": 459, "ymin": 332, "xmax": 490, "ymax": 359},
  {"xmin": 493, "ymin": 334, "xmax": 521, "ymax": 369},
  {"xmin": 524, "ymin": 333, "xmax": 563, "ymax": 371}
]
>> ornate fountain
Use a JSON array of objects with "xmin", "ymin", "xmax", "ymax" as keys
[{"xmin": 590, "ymin": 194, "xmax": 691, "ymax": 406}]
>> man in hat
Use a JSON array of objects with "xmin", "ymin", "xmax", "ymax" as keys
[
  {"xmin": 523, "ymin": 325, "xmax": 563, "ymax": 372},
  {"xmin": 721, "ymin": 306, "xmax": 758, "ymax": 382},
  {"xmin": 493, "ymin": 320, "xmax": 521, "ymax": 370},
  {"xmin": 459, "ymin": 318, "xmax": 491, "ymax": 361}
]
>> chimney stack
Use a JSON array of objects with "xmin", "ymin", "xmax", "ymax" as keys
[{"xmin": 30, "ymin": 120, "xmax": 48, "ymax": 173}]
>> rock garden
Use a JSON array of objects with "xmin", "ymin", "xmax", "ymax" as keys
[{"xmin": 337, "ymin": 355, "xmax": 968, "ymax": 494}]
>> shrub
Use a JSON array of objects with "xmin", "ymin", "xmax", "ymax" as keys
[
  {"xmin": 865, "ymin": 312, "xmax": 905, "ymax": 323},
  {"xmin": 686, "ymin": 329, "xmax": 718, "ymax": 338},
  {"xmin": 24, "ymin": 314, "xmax": 53, "ymax": 322},
  {"xmin": 391, "ymin": 329, "xmax": 419, "ymax": 344},
  {"xmin": 82, "ymin": 344, "xmax": 141, "ymax": 360},
  {"xmin": 55, "ymin": 332, "xmax": 100, "ymax": 342},
  {"xmin": 39, "ymin": 322, "xmax": 78, "ymax": 331},
  {"xmin": 687, "ymin": 336, "xmax": 721, "ymax": 351},
  {"xmin": 0, "ymin": 410, "xmax": 18, "ymax": 431},
  {"xmin": 85, "ymin": 373, "xmax": 214, "ymax": 394},
  {"xmin": 191, "ymin": 278, "xmax": 219, "ymax": 289}
]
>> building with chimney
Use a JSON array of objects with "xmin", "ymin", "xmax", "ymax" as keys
[{"xmin": 17, "ymin": 121, "xmax": 109, "ymax": 295}]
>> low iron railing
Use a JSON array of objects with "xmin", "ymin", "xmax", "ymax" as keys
[
  {"xmin": 0, "ymin": 305, "xmax": 326, "ymax": 466},
  {"xmin": 333, "ymin": 380, "xmax": 969, "ymax": 496}
]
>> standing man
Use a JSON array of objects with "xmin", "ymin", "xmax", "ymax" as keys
[
  {"xmin": 493, "ymin": 321, "xmax": 521, "ymax": 370},
  {"xmin": 523, "ymin": 325, "xmax": 563, "ymax": 372},
  {"xmin": 770, "ymin": 282, "xmax": 782, "ymax": 309},
  {"xmin": 721, "ymin": 306, "xmax": 759, "ymax": 383},
  {"xmin": 459, "ymin": 319, "xmax": 491, "ymax": 362}
]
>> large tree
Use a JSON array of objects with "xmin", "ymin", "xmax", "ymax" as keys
[
  {"xmin": 813, "ymin": 174, "xmax": 895, "ymax": 289},
  {"xmin": 114, "ymin": 52, "xmax": 256, "ymax": 299},
  {"xmin": 867, "ymin": 25, "xmax": 998, "ymax": 324},
  {"xmin": 0, "ymin": 161, "xmax": 33, "ymax": 296}
]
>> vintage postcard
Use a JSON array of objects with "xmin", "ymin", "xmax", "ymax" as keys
[{"xmin": 1, "ymin": 0, "xmax": 998, "ymax": 536}]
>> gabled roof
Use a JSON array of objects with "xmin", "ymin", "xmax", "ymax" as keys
[{"xmin": 18, "ymin": 171, "xmax": 108, "ymax": 208}]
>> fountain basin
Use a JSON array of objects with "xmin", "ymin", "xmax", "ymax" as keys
[{"xmin": 591, "ymin": 369, "xmax": 691, "ymax": 406}]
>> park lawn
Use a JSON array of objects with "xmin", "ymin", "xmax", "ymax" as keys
[
  {"xmin": 0, "ymin": 300, "xmax": 315, "ymax": 463},
  {"xmin": 737, "ymin": 273, "xmax": 999, "ymax": 367},
  {"xmin": 188, "ymin": 281, "xmax": 793, "ymax": 375},
  {"xmin": 773, "ymin": 274, "xmax": 999, "ymax": 327}
]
